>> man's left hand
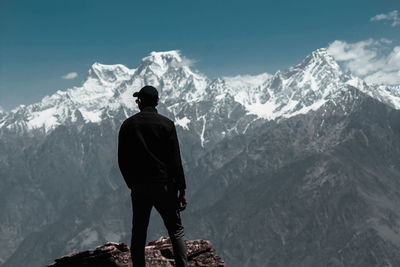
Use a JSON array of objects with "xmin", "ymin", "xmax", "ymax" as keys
[{"xmin": 178, "ymin": 189, "xmax": 187, "ymax": 211}]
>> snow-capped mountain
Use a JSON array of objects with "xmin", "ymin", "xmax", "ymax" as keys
[
  {"xmin": 1, "ymin": 49, "xmax": 399, "ymax": 141},
  {"xmin": 0, "ymin": 51, "xmax": 208, "ymax": 134},
  {"xmin": 0, "ymin": 63, "xmax": 133, "ymax": 133},
  {"xmin": 356, "ymin": 81, "xmax": 400, "ymax": 109},
  {"xmin": 2, "ymin": 48, "xmax": 399, "ymax": 139}
]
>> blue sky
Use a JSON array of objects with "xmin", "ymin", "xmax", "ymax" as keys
[{"xmin": 1, "ymin": 0, "xmax": 399, "ymax": 110}]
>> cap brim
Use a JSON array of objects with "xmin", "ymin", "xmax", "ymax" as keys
[{"xmin": 132, "ymin": 92, "xmax": 140, "ymax": 97}]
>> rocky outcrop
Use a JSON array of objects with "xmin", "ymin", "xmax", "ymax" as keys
[{"xmin": 47, "ymin": 236, "xmax": 225, "ymax": 267}]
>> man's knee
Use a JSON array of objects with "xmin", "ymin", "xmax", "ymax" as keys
[{"xmin": 168, "ymin": 224, "xmax": 185, "ymax": 240}]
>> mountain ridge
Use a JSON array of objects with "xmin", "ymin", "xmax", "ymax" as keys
[{"xmin": 1, "ymin": 49, "xmax": 399, "ymax": 137}]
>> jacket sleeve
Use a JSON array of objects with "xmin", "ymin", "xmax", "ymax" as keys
[
  {"xmin": 168, "ymin": 123, "xmax": 186, "ymax": 190},
  {"xmin": 118, "ymin": 123, "xmax": 132, "ymax": 189}
]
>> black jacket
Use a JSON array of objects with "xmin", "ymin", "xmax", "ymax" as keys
[{"xmin": 118, "ymin": 106, "xmax": 186, "ymax": 190}]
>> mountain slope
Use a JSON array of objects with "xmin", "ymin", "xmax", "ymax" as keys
[{"xmin": 185, "ymin": 90, "xmax": 400, "ymax": 266}]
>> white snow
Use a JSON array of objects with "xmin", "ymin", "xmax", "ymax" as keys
[
  {"xmin": 175, "ymin": 117, "xmax": 190, "ymax": 130},
  {"xmin": 246, "ymin": 101, "xmax": 278, "ymax": 120},
  {"xmin": 215, "ymin": 93, "xmax": 226, "ymax": 101},
  {"xmin": 27, "ymin": 107, "xmax": 60, "ymax": 132},
  {"xmin": 79, "ymin": 108, "xmax": 103, "ymax": 123},
  {"xmin": 297, "ymin": 63, "xmax": 318, "ymax": 91},
  {"xmin": 287, "ymin": 98, "xmax": 327, "ymax": 118},
  {"xmin": 198, "ymin": 116, "xmax": 206, "ymax": 147}
]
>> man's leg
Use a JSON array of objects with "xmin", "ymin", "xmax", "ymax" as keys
[
  {"xmin": 131, "ymin": 187, "xmax": 152, "ymax": 267},
  {"xmin": 153, "ymin": 184, "xmax": 188, "ymax": 267}
]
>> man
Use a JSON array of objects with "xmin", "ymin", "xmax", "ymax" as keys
[{"xmin": 118, "ymin": 85, "xmax": 188, "ymax": 267}]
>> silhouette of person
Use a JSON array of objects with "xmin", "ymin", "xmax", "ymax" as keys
[{"xmin": 118, "ymin": 85, "xmax": 188, "ymax": 267}]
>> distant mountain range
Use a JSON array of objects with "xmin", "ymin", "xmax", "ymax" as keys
[{"xmin": 1, "ymin": 49, "xmax": 400, "ymax": 267}]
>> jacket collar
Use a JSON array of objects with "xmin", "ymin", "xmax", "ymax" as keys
[{"xmin": 141, "ymin": 106, "xmax": 158, "ymax": 113}]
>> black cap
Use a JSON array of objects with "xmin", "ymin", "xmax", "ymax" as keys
[{"xmin": 133, "ymin": 85, "xmax": 159, "ymax": 99}]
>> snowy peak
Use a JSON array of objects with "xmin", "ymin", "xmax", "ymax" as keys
[
  {"xmin": 300, "ymin": 48, "xmax": 341, "ymax": 71},
  {"xmin": 133, "ymin": 50, "xmax": 208, "ymax": 102},
  {"xmin": 88, "ymin": 62, "xmax": 133, "ymax": 84},
  {"xmin": 143, "ymin": 51, "xmax": 183, "ymax": 66},
  {"xmin": 236, "ymin": 48, "xmax": 348, "ymax": 120},
  {"xmin": 0, "ymin": 62, "xmax": 136, "ymax": 133},
  {"xmin": 136, "ymin": 50, "xmax": 189, "ymax": 76},
  {"xmin": 287, "ymin": 48, "xmax": 342, "ymax": 88}
]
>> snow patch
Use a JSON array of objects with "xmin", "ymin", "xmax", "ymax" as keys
[
  {"xmin": 27, "ymin": 107, "xmax": 60, "ymax": 131},
  {"xmin": 246, "ymin": 101, "xmax": 278, "ymax": 120},
  {"xmin": 198, "ymin": 116, "xmax": 207, "ymax": 147},
  {"xmin": 287, "ymin": 98, "xmax": 327, "ymax": 118},
  {"xmin": 175, "ymin": 117, "xmax": 190, "ymax": 130}
]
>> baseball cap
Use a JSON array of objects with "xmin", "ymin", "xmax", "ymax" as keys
[{"xmin": 133, "ymin": 85, "xmax": 159, "ymax": 99}]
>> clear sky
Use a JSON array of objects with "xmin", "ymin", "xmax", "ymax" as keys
[{"xmin": 1, "ymin": 0, "xmax": 399, "ymax": 110}]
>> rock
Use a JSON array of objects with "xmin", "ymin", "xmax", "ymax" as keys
[{"xmin": 47, "ymin": 236, "xmax": 225, "ymax": 267}]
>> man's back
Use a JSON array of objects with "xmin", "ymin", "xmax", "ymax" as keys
[{"xmin": 118, "ymin": 106, "xmax": 186, "ymax": 190}]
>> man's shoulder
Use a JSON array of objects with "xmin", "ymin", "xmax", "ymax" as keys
[
  {"xmin": 122, "ymin": 111, "xmax": 174, "ymax": 128},
  {"xmin": 154, "ymin": 113, "xmax": 174, "ymax": 124},
  {"xmin": 120, "ymin": 113, "xmax": 139, "ymax": 130},
  {"xmin": 121, "ymin": 114, "xmax": 137, "ymax": 126},
  {"xmin": 150, "ymin": 113, "xmax": 175, "ymax": 129}
]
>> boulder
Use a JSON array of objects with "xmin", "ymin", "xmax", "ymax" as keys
[{"xmin": 47, "ymin": 236, "xmax": 225, "ymax": 267}]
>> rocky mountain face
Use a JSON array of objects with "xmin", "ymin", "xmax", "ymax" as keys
[
  {"xmin": 186, "ymin": 90, "xmax": 400, "ymax": 266},
  {"xmin": 47, "ymin": 237, "xmax": 225, "ymax": 267},
  {"xmin": 1, "ymin": 49, "xmax": 400, "ymax": 267}
]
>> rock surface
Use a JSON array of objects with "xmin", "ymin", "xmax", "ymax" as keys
[{"xmin": 47, "ymin": 237, "xmax": 225, "ymax": 267}]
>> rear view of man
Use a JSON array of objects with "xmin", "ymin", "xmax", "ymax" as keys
[{"xmin": 118, "ymin": 85, "xmax": 188, "ymax": 267}]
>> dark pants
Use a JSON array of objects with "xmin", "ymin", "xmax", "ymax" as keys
[{"xmin": 130, "ymin": 183, "xmax": 188, "ymax": 267}]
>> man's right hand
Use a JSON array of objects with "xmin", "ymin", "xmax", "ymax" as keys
[{"xmin": 178, "ymin": 189, "xmax": 187, "ymax": 211}]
